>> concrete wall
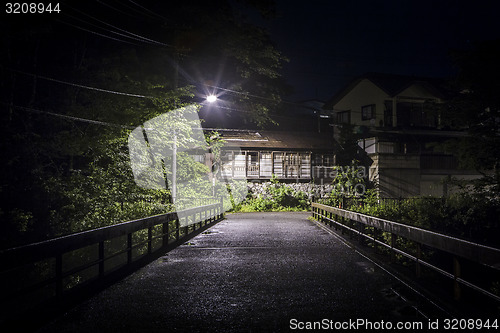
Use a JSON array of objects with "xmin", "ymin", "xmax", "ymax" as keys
[
  {"xmin": 371, "ymin": 153, "xmax": 484, "ymax": 198},
  {"xmin": 370, "ymin": 154, "xmax": 421, "ymax": 198},
  {"xmin": 247, "ymin": 182, "xmax": 335, "ymax": 200}
]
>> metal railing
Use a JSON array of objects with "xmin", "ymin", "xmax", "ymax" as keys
[
  {"xmin": 0, "ymin": 199, "xmax": 224, "ymax": 326},
  {"xmin": 311, "ymin": 202, "xmax": 500, "ymax": 303}
]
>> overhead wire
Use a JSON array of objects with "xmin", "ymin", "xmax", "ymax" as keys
[
  {"xmin": 54, "ymin": 18, "xmax": 138, "ymax": 45},
  {"xmin": 63, "ymin": 4, "xmax": 173, "ymax": 48},
  {"xmin": 50, "ymin": 3, "xmax": 328, "ymax": 111},
  {"xmin": 7, "ymin": 66, "xmax": 343, "ymax": 121},
  {"xmin": 13, "ymin": 1, "xmax": 443, "ymax": 118},
  {"xmin": 118, "ymin": 0, "xmax": 163, "ymax": 21},
  {"xmin": 60, "ymin": 12, "xmax": 158, "ymax": 46},
  {"xmin": 1, "ymin": 102, "xmax": 137, "ymax": 129},
  {"xmin": 9, "ymin": 1, "xmax": 352, "ymax": 119},
  {"xmin": 2, "ymin": 101, "xmax": 307, "ymax": 132},
  {"xmin": 128, "ymin": 0, "xmax": 172, "ymax": 22},
  {"xmin": 95, "ymin": 0, "xmax": 138, "ymax": 19},
  {"xmin": 6, "ymin": 68, "xmax": 152, "ymax": 99}
]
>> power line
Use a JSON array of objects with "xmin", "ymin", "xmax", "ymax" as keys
[
  {"xmin": 7, "ymin": 68, "xmax": 151, "ymax": 99},
  {"xmin": 9, "ymin": 66, "xmax": 332, "ymax": 116},
  {"xmin": 2, "ymin": 102, "xmax": 137, "ymax": 129},
  {"xmin": 96, "ymin": 0, "xmax": 138, "ymax": 19},
  {"xmin": 61, "ymin": 12, "xmax": 157, "ymax": 46},
  {"xmin": 63, "ymin": 4, "xmax": 173, "ymax": 48},
  {"xmin": 118, "ymin": 0, "xmax": 162, "ymax": 21},
  {"xmin": 128, "ymin": 0, "xmax": 172, "ymax": 22},
  {"xmin": 8, "ymin": 66, "xmax": 333, "ymax": 117},
  {"xmin": 55, "ymin": 18, "xmax": 138, "ymax": 45}
]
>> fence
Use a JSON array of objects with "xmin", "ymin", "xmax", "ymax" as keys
[
  {"xmin": 0, "ymin": 199, "xmax": 224, "ymax": 328},
  {"xmin": 311, "ymin": 202, "xmax": 500, "ymax": 304}
]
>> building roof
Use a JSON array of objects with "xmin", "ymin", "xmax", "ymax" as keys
[
  {"xmin": 212, "ymin": 129, "xmax": 338, "ymax": 151},
  {"xmin": 323, "ymin": 72, "xmax": 448, "ymax": 109}
]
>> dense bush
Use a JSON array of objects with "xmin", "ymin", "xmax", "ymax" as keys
[
  {"xmin": 235, "ymin": 176, "xmax": 310, "ymax": 212},
  {"xmin": 321, "ymin": 189, "xmax": 500, "ymax": 248}
]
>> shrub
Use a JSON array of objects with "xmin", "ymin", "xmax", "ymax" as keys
[{"xmin": 235, "ymin": 176, "xmax": 310, "ymax": 212}]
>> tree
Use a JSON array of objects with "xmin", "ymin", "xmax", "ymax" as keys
[
  {"xmin": 0, "ymin": 1, "xmax": 287, "ymax": 247},
  {"xmin": 442, "ymin": 40, "xmax": 500, "ymax": 193}
]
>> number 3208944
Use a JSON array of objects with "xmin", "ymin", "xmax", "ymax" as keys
[{"xmin": 6, "ymin": 3, "xmax": 60, "ymax": 14}]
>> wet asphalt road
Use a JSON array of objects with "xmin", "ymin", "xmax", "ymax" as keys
[{"xmin": 38, "ymin": 212, "xmax": 425, "ymax": 332}]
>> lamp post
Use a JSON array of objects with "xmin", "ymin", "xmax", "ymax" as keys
[
  {"xmin": 171, "ymin": 94, "xmax": 218, "ymax": 205},
  {"xmin": 172, "ymin": 128, "xmax": 177, "ymax": 203},
  {"xmin": 205, "ymin": 94, "xmax": 217, "ymax": 198}
]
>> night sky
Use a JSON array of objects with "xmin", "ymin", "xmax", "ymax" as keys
[
  {"xmin": 267, "ymin": 0, "xmax": 500, "ymax": 101},
  {"xmin": 2, "ymin": 0, "xmax": 500, "ymax": 115}
]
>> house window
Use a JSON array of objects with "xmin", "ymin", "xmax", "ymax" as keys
[
  {"xmin": 361, "ymin": 104, "xmax": 376, "ymax": 121},
  {"xmin": 396, "ymin": 101, "xmax": 437, "ymax": 127},
  {"xmin": 337, "ymin": 110, "xmax": 350, "ymax": 124}
]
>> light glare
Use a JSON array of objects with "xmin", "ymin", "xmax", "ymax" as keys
[{"xmin": 206, "ymin": 95, "xmax": 217, "ymax": 103}]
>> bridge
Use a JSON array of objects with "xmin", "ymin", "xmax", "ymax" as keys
[{"xmin": 1, "ymin": 204, "xmax": 499, "ymax": 332}]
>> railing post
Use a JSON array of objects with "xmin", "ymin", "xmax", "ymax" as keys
[
  {"xmin": 147, "ymin": 226, "xmax": 152, "ymax": 254},
  {"xmin": 183, "ymin": 216, "xmax": 189, "ymax": 237},
  {"xmin": 163, "ymin": 216, "xmax": 170, "ymax": 247},
  {"xmin": 390, "ymin": 233, "xmax": 396, "ymax": 262},
  {"xmin": 453, "ymin": 256, "xmax": 461, "ymax": 301},
  {"xmin": 127, "ymin": 233, "xmax": 133, "ymax": 264},
  {"xmin": 56, "ymin": 254, "xmax": 63, "ymax": 299},
  {"xmin": 176, "ymin": 217, "xmax": 180, "ymax": 240},
  {"xmin": 219, "ymin": 196, "xmax": 223, "ymax": 220},
  {"xmin": 99, "ymin": 241, "xmax": 105, "ymax": 278},
  {"xmin": 416, "ymin": 243, "xmax": 422, "ymax": 278},
  {"xmin": 348, "ymin": 219, "xmax": 353, "ymax": 239},
  {"xmin": 358, "ymin": 222, "xmax": 365, "ymax": 245}
]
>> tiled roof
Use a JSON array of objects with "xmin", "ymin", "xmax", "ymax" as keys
[
  {"xmin": 324, "ymin": 72, "xmax": 448, "ymax": 109},
  {"xmin": 214, "ymin": 130, "xmax": 338, "ymax": 151}
]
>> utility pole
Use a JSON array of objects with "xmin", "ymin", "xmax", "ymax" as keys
[
  {"xmin": 172, "ymin": 35, "xmax": 179, "ymax": 205},
  {"xmin": 172, "ymin": 129, "xmax": 177, "ymax": 203}
]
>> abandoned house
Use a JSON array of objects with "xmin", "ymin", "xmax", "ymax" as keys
[{"xmin": 210, "ymin": 130, "xmax": 339, "ymax": 182}]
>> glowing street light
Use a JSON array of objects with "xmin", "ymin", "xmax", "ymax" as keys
[{"xmin": 206, "ymin": 94, "xmax": 217, "ymax": 103}]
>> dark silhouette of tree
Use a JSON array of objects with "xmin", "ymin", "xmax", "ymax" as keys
[
  {"xmin": 0, "ymin": 1, "xmax": 287, "ymax": 247},
  {"xmin": 442, "ymin": 40, "xmax": 500, "ymax": 192}
]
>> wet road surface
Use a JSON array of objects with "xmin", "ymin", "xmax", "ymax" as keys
[{"xmin": 38, "ymin": 212, "xmax": 426, "ymax": 332}]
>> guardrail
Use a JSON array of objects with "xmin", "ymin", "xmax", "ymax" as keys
[
  {"xmin": 311, "ymin": 202, "xmax": 500, "ymax": 303},
  {"xmin": 0, "ymin": 200, "xmax": 224, "ymax": 328}
]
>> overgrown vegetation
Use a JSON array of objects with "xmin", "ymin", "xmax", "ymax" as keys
[
  {"xmin": 0, "ymin": 1, "xmax": 287, "ymax": 249},
  {"xmin": 315, "ymin": 160, "xmax": 500, "ymax": 247},
  {"xmin": 234, "ymin": 175, "xmax": 310, "ymax": 212},
  {"xmin": 321, "ymin": 189, "xmax": 500, "ymax": 248}
]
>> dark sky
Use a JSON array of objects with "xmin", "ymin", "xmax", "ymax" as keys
[
  {"xmin": 2, "ymin": 0, "xmax": 500, "ymax": 108},
  {"xmin": 267, "ymin": 0, "xmax": 500, "ymax": 101}
]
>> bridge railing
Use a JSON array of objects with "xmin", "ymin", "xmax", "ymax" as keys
[
  {"xmin": 311, "ymin": 202, "xmax": 500, "ymax": 303},
  {"xmin": 0, "ymin": 199, "xmax": 224, "ymax": 325}
]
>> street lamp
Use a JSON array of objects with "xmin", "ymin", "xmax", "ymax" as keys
[{"xmin": 206, "ymin": 94, "xmax": 217, "ymax": 103}]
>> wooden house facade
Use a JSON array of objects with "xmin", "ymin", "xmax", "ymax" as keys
[{"xmin": 214, "ymin": 130, "xmax": 338, "ymax": 182}]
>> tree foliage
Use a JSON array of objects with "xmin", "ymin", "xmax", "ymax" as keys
[
  {"xmin": 442, "ymin": 40, "xmax": 500, "ymax": 192},
  {"xmin": 0, "ymin": 1, "xmax": 286, "ymax": 248}
]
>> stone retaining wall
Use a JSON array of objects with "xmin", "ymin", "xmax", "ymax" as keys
[{"xmin": 247, "ymin": 182, "xmax": 334, "ymax": 200}]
